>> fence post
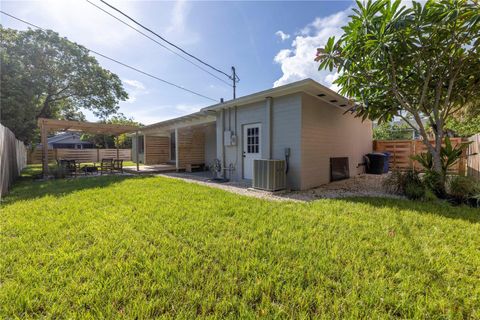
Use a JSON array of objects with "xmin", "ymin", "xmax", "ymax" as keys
[{"xmin": 96, "ymin": 149, "xmax": 100, "ymax": 162}]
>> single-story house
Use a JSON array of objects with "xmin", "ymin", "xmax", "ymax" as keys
[
  {"xmin": 36, "ymin": 132, "xmax": 95, "ymax": 149},
  {"xmin": 132, "ymin": 79, "xmax": 373, "ymax": 190}
]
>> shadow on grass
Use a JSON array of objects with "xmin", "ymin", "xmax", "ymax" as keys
[
  {"xmin": 1, "ymin": 172, "xmax": 153, "ymax": 205},
  {"xmin": 336, "ymin": 196, "xmax": 480, "ymax": 224}
]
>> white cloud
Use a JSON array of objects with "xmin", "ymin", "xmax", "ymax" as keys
[
  {"xmin": 273, "ymin": 8, "xmax": 352, "ymax": 91},
  {"xmin": 122, "ymin": 79, "xmax": 148, "ymax": 103},
  {"xmin": 5, "ymin": 0, "xmax": 140, "ymax": 48},
  {"xmin": 164, "ymin": 0, "xmax": 200, "ymax": 45},
  {"xmin": 275, "ymin": 30, "xmax": 290, "ymax": 41}
]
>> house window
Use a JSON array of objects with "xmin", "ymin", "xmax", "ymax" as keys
[
  {"xmin": 170, "ymin": 131, "xmax": 176, "ymax": 161},
  {"xmin": 246, "ymin": 127, "xmax": 259, "ymax": 154}
]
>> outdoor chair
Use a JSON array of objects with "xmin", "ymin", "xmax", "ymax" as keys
[
  {"xmin": 100, "ymin": 158, "xmax": 114, "ymax": 175},
  {"xmin": 113, "ymin": 159, "xmax": 124, "ymax": 174}
]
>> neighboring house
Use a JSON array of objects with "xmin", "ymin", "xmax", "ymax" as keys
[
  {"xmin": 133, "ymin": 79, "xmax": 373, "ymax": 190},
  {"xmin": 37, "ymin": 132, "xmax": 95, "ymax": 149}
]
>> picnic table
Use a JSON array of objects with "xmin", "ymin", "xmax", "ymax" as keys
[{"xmin": 56, "ymin": 159, "xmax": 123, "ymax": 176}]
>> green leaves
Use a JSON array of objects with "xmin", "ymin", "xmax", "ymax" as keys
[
  {"xmin": 0, "ymin": 27, "xmax": 128, "ymax": 143},
  {"xmin": 315, "ymin": 0, "xmax": 479, "ymax": 175}
]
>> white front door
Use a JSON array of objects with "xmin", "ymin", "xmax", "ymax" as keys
[{"xmin": 243, "ymin": 123, "xmax": 262, "ymax": 179}]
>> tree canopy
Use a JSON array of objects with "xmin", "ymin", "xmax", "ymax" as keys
[
  {"xmin": 81, "ymin": 115, "xmax": 143, "ymax": 149},
  {"xmin": 0, "ymin": 27, "xmax": 128, "ymax": 143},
  {"xmin": 316, "ymin": 0, "xmax": 480, "ymax": 174}
]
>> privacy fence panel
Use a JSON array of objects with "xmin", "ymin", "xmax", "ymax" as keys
[
  {"xmin": 0, "ymin": 124, "xmax": 27, "ymax": 198},
  {"xmin": 467, "ymin": 134, "xmax": 480, "ymax": 181},
  {"xmin": 373, "ymin": 138, "xmax": 466, "ymax": 174},
  {"xmin": 27, "ymin": 148, "xmax": 131, "ymax": 164}
]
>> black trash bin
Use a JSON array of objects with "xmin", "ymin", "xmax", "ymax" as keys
[{"xmin": 365, "ymin": 153, "xmax": 387, "ymax": 174}]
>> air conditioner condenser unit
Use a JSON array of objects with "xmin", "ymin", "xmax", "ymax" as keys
[{"xmin": 253, "ymin": 159, "xmax": 286, "ymax": 191}]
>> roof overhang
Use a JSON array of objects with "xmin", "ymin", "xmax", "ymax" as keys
[
  {"xmin": 202, "ymin": 78, "xmax": 352, "ymax": 113},
  {"xmin": 140, "ymin": 111, "xmax": 215, "ymax": 135}
]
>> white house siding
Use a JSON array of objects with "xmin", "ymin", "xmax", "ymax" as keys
[
  {"xmin": 216, "ymin": 100, "xmax": 267, "ymax": 181},
  {"xmin": 204, "ymin": 122, "xmax": 217, "ymax": 167},
  {"xmin": 300, "ymin": 93, "xmax": 372, "ymax": 190},
  {"xmin": 271, "ymin": 94, "xmax": 302, "ymax": 190},
  {"xmin": 215, "ymin": 94, "xmax": 303, "ymax": 189}
]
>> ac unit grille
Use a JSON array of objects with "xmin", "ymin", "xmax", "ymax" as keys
[{"xmin": 253, "ymin": 159, "xmax": 286, "ymax": 191}]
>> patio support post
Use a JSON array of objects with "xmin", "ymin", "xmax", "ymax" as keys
[
  {"xmin": 135, "ymin": 131, "xmax": 139, "ymax": 172},
  {"xmin": 41, "ymin": 123, "xmax": 49, "ymax": 178},
  {"xmin": 116, "ymin": 135, "xmax": 119, "ymax": 160}
]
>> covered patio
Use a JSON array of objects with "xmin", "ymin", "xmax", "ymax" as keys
[
  {"xmin": 133, "ymin": 111, "xmax": 217, "ymax": 172},
  {"xmin": 38, "ymin": 118, "xmax": 139, "ymax": 177}
]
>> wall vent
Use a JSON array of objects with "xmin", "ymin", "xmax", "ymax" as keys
[{"xmin": 330, "ymin": 157, "xmax": 350, "ymax": 182}]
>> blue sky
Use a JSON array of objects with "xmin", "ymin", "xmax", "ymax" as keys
[{"xmin": 1, "ymin": 0, "xmax": 354, "ymax": 125}]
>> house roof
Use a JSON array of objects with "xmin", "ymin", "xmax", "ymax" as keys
[
  {"xmin": 202, "ymin": 78, "xmax": 351, "ymax": 112},
  {"xmin": 47, "ymin": 132, "xmax": 91, "ymax": 144},
  {"xmin": 139, "ymin": 79, "xmax": 351, "ymax": 132}
]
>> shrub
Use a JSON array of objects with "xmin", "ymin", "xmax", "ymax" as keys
[
  {"xmin": 383, "ymin": 170, "xmax": 426, "ymax": 200},
  {"xmin": 423, "ymin": 171, "xmax": 446, "ymax": 198},
  {"xmin": 448, "ymin": 176, "xmax": 479, "ymax": 204},
  {"xmin": 405, "ymin": 182, "xmax": 426, "ymax": 200},
  {"xmin": 383, "ymin": 170, "xmax": 405, "ymax": 194}
]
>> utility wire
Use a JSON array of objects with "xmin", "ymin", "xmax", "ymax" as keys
[
  {"xmin": 0, "ymin": 10, "xmax": 218, "ymax": 102},
  {"xmin": 99, "ymin": 0, "xmax": 239, "ymax": 82},
  {"xmin": 86, "ymin": 0, "xmax": 232, "ymax": 87}
]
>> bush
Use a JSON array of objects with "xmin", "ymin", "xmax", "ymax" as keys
[
  {"xmin": 448, "ymin": 176, "xmax": 479, "ymax": 204},
  {"xmin": 383, "ymin": 170, "xmax": 426, "ymax": 200},
  {"xmin": 423, "ymin": 171, "xmax": 446, "ymax": 198},
  {"xmin": 405, "ymin": 182, "xmax": 426, "ymax": 200}
]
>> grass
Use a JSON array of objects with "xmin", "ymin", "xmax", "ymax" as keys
[{"xmin": 1, "ymin": 169, "xmax": 479, "ymax": 318}]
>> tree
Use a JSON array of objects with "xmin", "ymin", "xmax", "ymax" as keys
[
  {"xmin": 373, "ymin": 122, "xmax": 415, "ymax": 140},
  {"xmin": 0, "ymin": 27, "xmax": 128, "ymax": 143},
  {"xmin": 82, "ymin": 115, "xmax": 142, "ymax": 149},
  {"xmin": 315, "ymin": 0, "xmax": 480, "ymax": 178}
]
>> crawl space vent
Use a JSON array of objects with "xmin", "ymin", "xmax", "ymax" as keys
[{"xmin": 330, "ymin": 157, "xmax": 350, "ymax": 182}]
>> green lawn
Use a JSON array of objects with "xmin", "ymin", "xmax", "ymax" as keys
[{"xmin": 1, "ymin": 171, "xmax": 479, "ymax": 318}]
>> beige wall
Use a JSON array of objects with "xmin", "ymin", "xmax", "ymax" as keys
[
  {"xmin": 300, "ymin": 93, "xmax": 372, "ymax": 190},
  {"xmin": 177, "ymin": 126, "xmax": 206, "ymax": 168},
  {"xmin": 144, "ymin": 136, "xmax": 169, "ymax": 165}
]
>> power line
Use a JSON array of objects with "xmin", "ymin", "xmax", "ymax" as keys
[
  {"xmin": 85, "ymin": 0, "xmax": 232, "ymax": 87},
  {"xmin": 99, "ymin": 0, "xmax": 240, "ymax": 82},
  {"xmin": 0, "ymin": 10, "xmax": 218, "ymax": 102}
]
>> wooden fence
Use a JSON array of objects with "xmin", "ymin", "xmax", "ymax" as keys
[
  {"xmin": 0, "ymin": 124, "xmax": 27, "ymax": 199},
  {"xmin": 373, "ymin": 138, "xmax": 467, "ymax": 174},
  {"xmin": 27, "ymin": 148, "xmax": 131, "ymax": 164},
  {"xmin": 467, "ymin": 134, "xmax": 480, "ymax": 181}
]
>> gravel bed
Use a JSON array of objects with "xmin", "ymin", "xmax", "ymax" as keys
[{"xmin": 158, "ymin": 172, "xmax": 401, "ymax": 202}]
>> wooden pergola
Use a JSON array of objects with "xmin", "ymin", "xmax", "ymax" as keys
[{"xmin": 38, "ymin": 118, "xmax": 140, "ymax": 177}]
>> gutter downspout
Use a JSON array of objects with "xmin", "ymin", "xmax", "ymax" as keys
[{"xmin": 220, "ymin": 109, "xmax": 226, "ymax": 178}]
